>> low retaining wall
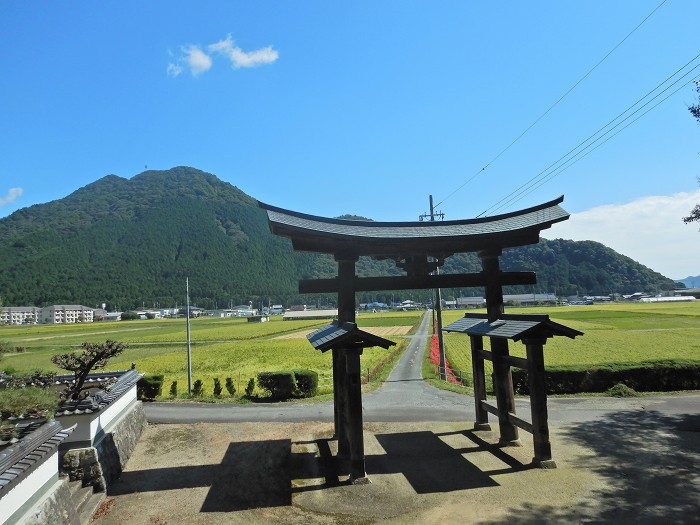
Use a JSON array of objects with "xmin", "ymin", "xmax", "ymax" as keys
[{"xmin": 60, "ymin": 401, "xmax": 146, "ymax": 491}]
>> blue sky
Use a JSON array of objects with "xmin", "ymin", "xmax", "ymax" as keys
[{"xmin": 1, "ymin": 1, "xmax": 699, "ymax": 279}]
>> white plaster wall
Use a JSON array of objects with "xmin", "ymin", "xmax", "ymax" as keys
[{"xmin": 0, "ymin": 452, "xmax": 57, "ymax": 525}]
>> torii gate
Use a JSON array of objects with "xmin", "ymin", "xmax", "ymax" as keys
[{"xmin": 260, "ymin": 196, "xmax": 573, "ymax": 482}]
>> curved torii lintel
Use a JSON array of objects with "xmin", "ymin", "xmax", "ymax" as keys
[{"xmin": 258, "ymin": 196, "xmax": 569, "ymax": 260}]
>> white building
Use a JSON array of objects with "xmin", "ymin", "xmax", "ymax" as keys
[
  {"xmin": 0, "ymin": 306, "xmax": 41, "ymax": 325},
  {"xmin": 38, "ymin": 305, "xmax": 94, "ymax": 324}
]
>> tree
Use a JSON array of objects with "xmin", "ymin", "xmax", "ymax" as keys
[
  {"xmin": 687, "ymin": 83, "xmax": 700, "ymax": 225},
  {"xmin": 51, "ymin": 340, "xmax": 126, "ymax": 400}
]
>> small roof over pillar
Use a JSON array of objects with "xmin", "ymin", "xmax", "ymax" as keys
[
  {"xmin": 443, "ymin": 313, "xmax": 583, "ymax": 341},
  {"xmin": 307, "ymin": 322, "xmax": 396, "ymax": 352}
]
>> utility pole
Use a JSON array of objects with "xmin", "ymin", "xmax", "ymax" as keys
[
  {"xmin": 186, "ymin": 277, "xmax": 192, "ymax": 395},
  {"xmin": 419, "ymin": 195, "xmax": 447, "ymax": 381}
]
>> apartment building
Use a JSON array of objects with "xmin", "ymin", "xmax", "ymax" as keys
[
  {"xmin": 0, "ymin": 306, "xmax": 41, "ymax": 325},
  {"xmin": 39, "ymin": 305, "xmax": 94, "ymax": 324},
  {"xmin": 2, "ymin": 305, "xmax": 94, "ymax": 325}
]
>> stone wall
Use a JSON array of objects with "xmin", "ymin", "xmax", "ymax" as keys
[
  {"xmin": 97, "ymin": 400, "xmax": 147, "ymax": 486},
  {"xmin": 60, "ymin": 401, "xmax": 147, "ymax": 491},
  {"xmin": 20, "ymin": 480, "xmax": 79, "ymax": 525}
]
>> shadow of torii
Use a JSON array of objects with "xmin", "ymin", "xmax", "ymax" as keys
[
  {"xmin": 108, "ymin": 429, "xmax": 531, "ymax": 513},
  {"xmin": 295, "ymin": 429, "xmax": 530, "ymax": 495}
]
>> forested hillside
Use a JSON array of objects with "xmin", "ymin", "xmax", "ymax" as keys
[{"xmin": 0, "ymin": 167, "xmax": 675, "ymax": 309}]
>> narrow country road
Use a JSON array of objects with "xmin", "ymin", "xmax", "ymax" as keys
[{"xmin": 144, "ymin": 311, "xmax": 700, "ymax": 425}]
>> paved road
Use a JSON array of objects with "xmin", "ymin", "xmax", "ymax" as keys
[{"xmin": 144, "ymin": 311, "xmax": 700, "ymax": 425}]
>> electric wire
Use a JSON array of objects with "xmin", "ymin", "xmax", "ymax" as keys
[
  {"xmin": 492, "ymin": 76, "xmax": 699, "ymax": 213},
  {"xmin": 477, "ymin": 52, "xmax": 700, "ymax": 216},
  {"xmin": 434, "ymin": 0, "xmax": 669, "ymax": 210}
]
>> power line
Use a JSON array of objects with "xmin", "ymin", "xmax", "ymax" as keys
[
  {"xmin": 478, "ymin": 53, "xmax": 700, "ymax": 216},
  {"xmin": 435, "ymin": 0, "xmax": 669, "ymax": 210},
  {"xmin": 494, "ymin": 77, "xmax": 699, "ymax": 212}
]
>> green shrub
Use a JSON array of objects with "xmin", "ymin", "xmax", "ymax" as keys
[
  {"xmin": 606, "ymin": 383, "xmax": 640, "ymax": 397},
  {"xmin": 292, "ymin": 369, "xmax": 318, "ymax": 398},
  {"xmin": 256, "ymin": 370, "xmax": 319, "ymax": 400},
  {"xmin": 169, "ymin": 381, "xmax": 177, "ymax": 398},
  {"xmin": 213, "ymin": 378, "xmax": 223, "ymax": 398},
  {"xmin": 0, "ymin": 387, "xmax": 59, "ymax": 419},
  {"xmin": 511, "ymin": 360, "xmax": 700, "ymax": 395},
  {"xmin": 257, "ymin": 371, "xmax": 295, "ymax": 400},
  {"xmin": 225, "ymin": 377, "xmax": 235, "ymax": 396},
  {"xmin": 245, "ymin": 378, "xmax": 255, "ymax": 397},
  {"xmin": 137, "ymin": 374, "xmax": 164, "ymax": 401},
  {"xmin": 192, "ymin": 379, "xmax": 204, "ymax": 397}
]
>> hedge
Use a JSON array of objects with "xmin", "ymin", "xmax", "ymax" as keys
[
  {"xmin": 257, "ymin": 371, "xmax": 296, "ymax": 400},
  {"xmin": 256, "ymin": 369, "xmax": 319, "ymax": 400},
  {"xmin": 510, "ymin": 360, "xmax": 700, "ymax": 395},
  {"xmin": 137, "ymin": 374, "xmax": 164, "ymax": 401},
  {"xmin": 291, "ymin": 369, "xmax": 318, "ymax": 398}
]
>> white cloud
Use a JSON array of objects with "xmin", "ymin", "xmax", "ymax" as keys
[
  {"xmin": 208, "ymin": 34, "xmax": 279, "ymax": 68},
  {"xmin": 0, "ymin": 187, "xmax": 23, "ymax": 207},
  {"xmin": 166, "ymin": 62, "xmax": 183, "ymax": 77},
  {"xmin": 167, "ymin": 34, "xmax": 278, "ymax": 78},
  {"xmin": 542, "ymin": 190, "xmax": 700, "ymax": 279},
  {"xmin": 183, "ymin": 45, "xmax": 212, "ymax": 76}
]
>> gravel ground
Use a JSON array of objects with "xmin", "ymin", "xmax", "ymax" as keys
[{"xmin": 90, "ymin": 410, "xmax": 699, "ymax": 525}]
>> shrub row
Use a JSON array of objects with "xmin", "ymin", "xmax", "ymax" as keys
[
  {"xmin": 137, "ymin": 370, "xmax": 319, "ymax": 401},
  {"xmin": 511, "ymin": 360, "xmax": 700, "ymax": 395},
  {"xmin": 257, "ymin": 369, "xmax": 318, "ymax": 400}
]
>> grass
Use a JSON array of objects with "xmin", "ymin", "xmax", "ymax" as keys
[
  {"xmin": 0, "ymin": 312, "xmax": 422, "ymax": 400},
  {"xmin": 439, "ymin": 302, "xmax": 700, "ymax": 374},
  {"xmin": 3, "ymin": 302, "xmax": 698, "ymax": 399},
  {"xmin": 0, "ymin": 387, "xmax": 60, "ymax": 419}
]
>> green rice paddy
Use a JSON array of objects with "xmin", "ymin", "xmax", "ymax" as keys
[
  {"xmin": 440, "ymin": 301, "xmax": 700, "ymax": 376},
  {"xmin": 0, "ymin": 311, "xmax": 423, "ymax": 397}
]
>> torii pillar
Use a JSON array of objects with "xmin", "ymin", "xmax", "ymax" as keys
[
  {"xmin": 335, "ymin": 254, "xmax": 369, "ymax": 482},
  {"xmin": 480, "ymin": 248, "xmax": 520, "ymax": 446}
]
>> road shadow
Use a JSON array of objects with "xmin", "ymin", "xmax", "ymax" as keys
[
  {"xmin": 477, "ymin": 410, "xmax": 700, "ymax": 525},
  {"xmin": 107, "ymin": 428, "xmax": 530, "ymax": 513},
  {"xmin": 368, "ymin": 430, "xmax": 504, "ymax": 492},
  {"xmin": 293, "ymin": 429, "xmax": 529, "ymax": 495},
  {"xmin": 108, "ymin": 439, "xmax": 296, "ymax": 512}
]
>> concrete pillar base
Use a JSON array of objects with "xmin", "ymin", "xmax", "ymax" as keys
[{"xmin": 533, "ymin": 458, "xmax": 557, "ymax": 469}]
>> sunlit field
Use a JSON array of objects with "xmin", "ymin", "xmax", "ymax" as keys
[
  {"xmin": 439, "ymin": 301, "xmax": 700, "ymax": 377},
  {"xmin": 0, "ymin": 311, "xmax": 423, "ymax": 397}
]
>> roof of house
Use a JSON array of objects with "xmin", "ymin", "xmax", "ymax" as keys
[{"xmin": 283, "ymin": 309, "xmax": 338, "ymax": 320}]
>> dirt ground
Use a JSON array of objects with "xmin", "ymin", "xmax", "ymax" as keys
[{"xmin": 90, "ymin": 411, "xmax": 700, "ymax": 525}]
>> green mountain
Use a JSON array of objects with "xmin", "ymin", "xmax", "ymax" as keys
[{"xmin": 0, "ymin": 167, "xmax": 675, "ymax": 309}]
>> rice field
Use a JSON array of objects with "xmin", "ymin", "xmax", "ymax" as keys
[
  {"xmin": 440, "ymin": 301, "xmax": 700, "ymax": 377},
  {"xmin": 0, "ymin": 311, "xmax": 423, "ymax": 397}
]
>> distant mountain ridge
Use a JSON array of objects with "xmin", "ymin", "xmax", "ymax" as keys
[
  {"xmin": 0, "ymin": 167, "xmax": 676, "ymax": 309},
  {"xmin": 677, "ymin": 275, "xmax": 700, "ymax": 288}
]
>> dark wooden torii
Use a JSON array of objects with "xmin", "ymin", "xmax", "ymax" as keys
[
  {"xmin": 444, "ymin": 313, "xmax": 583, "ymax": 467},
  {"xmin": 260, "ymin": 196, "xmax": 570, "ymax": 482}
]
